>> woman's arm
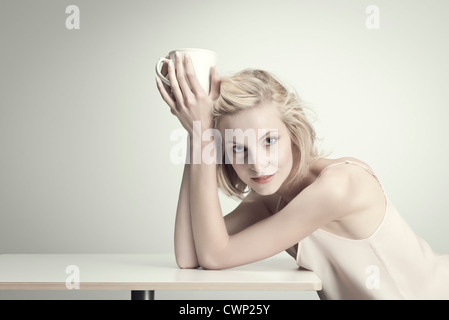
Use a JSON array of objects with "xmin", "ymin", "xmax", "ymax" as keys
[
  {"xmin": 156, "ymin": 53, "xmax": 225, "ymax": 269},
  {"xmin": 189, "ymin": 163, "xmax": 360, "ymax": 270},
  {"xmin": 189, "ymin": 150, "xmax": 228, "ymax": 268},
  {"xmin": 174, "ymin": 163, "xmax": 199, "ymax": 269},
  {"xmin": 174, "ymin": 161, "xmax": 275, "ymax": 269}
]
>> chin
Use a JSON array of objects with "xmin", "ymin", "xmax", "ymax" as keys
[
  {"xmin": 250, "ymin": 183, "xmax": 281, "ymax": 196},
  {"xmin": 252, "ymin": 189, "xmax": 275, "ymax": 196}
]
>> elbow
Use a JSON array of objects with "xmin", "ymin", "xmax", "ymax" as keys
[
  {"xmin": 177, "ymin": 261, "xmax": 200, "ymax": 269},
  {"xmin": 197, "ymin": 252, "xmax": 228, "ymax": 270},
  {"xmin": 174, "ymin": 246, "xmax": 230, "ymax": 270},
  {"xmin": 199, "ymin": 263, "xmax": 224, "ymax": 271},
  {"xmin": 175, "ymin": 253, "xmax": 200, "ymax": 269},
  {"xmin": 175, "ymin": 255, "xmax": 223, "ymax": 270}
]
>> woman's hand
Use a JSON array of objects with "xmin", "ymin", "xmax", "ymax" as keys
[{"xmin": 156, "ymin": 52, "xmax": 221, "ymax": 136}]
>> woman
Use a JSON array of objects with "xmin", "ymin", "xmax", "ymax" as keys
[{"xmin": 156, "ymin": 52, "xmax": 449, "ymax": 299}]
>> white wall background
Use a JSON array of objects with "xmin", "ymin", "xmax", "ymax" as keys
[{"xmin": 1, "ymin": 0, "xmax": 448, "ymax": 300}]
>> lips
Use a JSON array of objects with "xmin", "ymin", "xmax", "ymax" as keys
[{"xmin": 251, "ymin": 174, "xmax": 275, "ymax": 184}]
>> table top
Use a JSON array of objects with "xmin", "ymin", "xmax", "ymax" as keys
[{"xmin": 0, "ymin": 253, "xmax": 321, "ymax": 291}]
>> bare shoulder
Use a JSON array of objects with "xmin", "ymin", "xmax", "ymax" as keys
[
  {"xmin": 309, "ymin": 157, "xmax": 386, "ymax": 238},
  {"xmin": 307, "ymin": 157, "xmax": 382, "ymax": 213}
]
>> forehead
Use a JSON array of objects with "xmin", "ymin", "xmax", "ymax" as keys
[{"xmin": 217, "ymin": 103, "xmax": 285, "ymax": 133}]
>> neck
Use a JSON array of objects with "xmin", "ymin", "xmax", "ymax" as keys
[
  {"xmin": 276, "ymin": 177, "xmax": 309, "ymax": 203},
  {"xmin": 276, "ymin": 159, "xmax": 322, "ymax": 203}
]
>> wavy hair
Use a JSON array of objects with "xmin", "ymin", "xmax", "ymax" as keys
[{"xmin": 213, "ymin": 69, "xmax": 320, "ymax": 200}]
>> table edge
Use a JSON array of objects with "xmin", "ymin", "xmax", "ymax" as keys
[{"xmin": 0, "ymin": 281, "xmax": 322, "ymax": 291}]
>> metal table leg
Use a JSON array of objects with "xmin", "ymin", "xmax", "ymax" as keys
[{"xmin": 131, "ymin": 290, "xmax": 155, "ymax": 300}]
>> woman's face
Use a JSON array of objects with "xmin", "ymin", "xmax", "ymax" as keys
[{"xmin": 218, "ymin": 103, "xmax": 294, "ymax": 196}]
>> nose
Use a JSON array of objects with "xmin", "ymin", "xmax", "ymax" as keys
[{"xmin": 249, "ymin": 150, "xmax": 270, "ymax": 173}]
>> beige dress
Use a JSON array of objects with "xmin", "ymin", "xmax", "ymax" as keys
[{"xmin": 279, "ymin": 161, "xmax": 449, "ymax": 299}]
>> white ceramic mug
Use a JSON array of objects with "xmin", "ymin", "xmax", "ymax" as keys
[{"xmin": 155, "ymin": 48, "xmax": 218, "ymax": 94}]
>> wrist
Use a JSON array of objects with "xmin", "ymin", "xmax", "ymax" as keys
[{"xmin": 188, "ymin": 122, "xmax": 221, "ymax": 165}]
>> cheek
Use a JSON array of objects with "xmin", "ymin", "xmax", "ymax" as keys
[
  {"xmin": 231, "ymin": 163, "xmax": 250, "ymax": 182},
  {"xmin": 231, "ymin": 163, "xmax": 245, "ymax": 175},
  {"xmin": 276, "ymin": 142, "xmax": 294, "ymax": 172}
]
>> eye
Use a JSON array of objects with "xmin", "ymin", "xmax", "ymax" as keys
[
  {"xmin": 233, "ymin": 145, "xmax": 246, "ymax": 153},
  {"xmin": 265, "ymin": 137, "xmax": 278, "ymax": 146}
]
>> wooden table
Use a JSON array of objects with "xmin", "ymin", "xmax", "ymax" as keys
[{"xmin": 0, "ymin": 253, "xmax": 321, "ymax": 300}]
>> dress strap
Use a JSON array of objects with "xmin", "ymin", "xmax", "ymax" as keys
[
  {"xmin": 320, "ymin": 160, "xmax": 375, "ymax": 176},
  {"xmin": 319, "ymin": 160, "xmax": 385, "ymax": 195}
]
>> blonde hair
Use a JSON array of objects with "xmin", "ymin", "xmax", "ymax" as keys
[{"xmin": 213, "ymin": 69, "xmax": 320, "ymax": 200}]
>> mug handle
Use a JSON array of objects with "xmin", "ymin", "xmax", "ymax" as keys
[{"xmin": 155, "ymin": 57, "xmax": 171, "ymax": 86}]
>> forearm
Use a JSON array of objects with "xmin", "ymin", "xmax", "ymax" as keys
[
  {"xmin": 189, "ymin": 141, "xmax": 230, "ymax": 269},
  {"xmin": 174, "ymin": 163, "xmax": 199, "ymax": 269}
]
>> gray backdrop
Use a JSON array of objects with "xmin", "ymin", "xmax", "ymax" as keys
[{"xmin": 1, "ymin": 0, "xmax": 448, "ymax": 300}]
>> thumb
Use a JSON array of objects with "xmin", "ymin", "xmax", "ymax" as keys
[{"xmin": 208, "ymin": 66, "xmax": 221, "ymax": 100}]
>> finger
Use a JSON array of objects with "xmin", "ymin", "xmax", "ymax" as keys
[
  {"xmin": 183, "ymin": 54, "xmax": 204, "ymax": 95},
  {"xmin": 174, "ymin": 52, "xmax": 195, "ymax": 99},
  {"xmin": 156, "ymin": 76, "xmax": 176, "ymax": 111},
  {"xmin": 156, "ymin": 76, "xmax": 176, "ymax": 108},
  {"xmin": 209, "ymin": 66, "xmax": 221, "ymax": 100},
  {"xmin": 161, "ymin": 55, "xmax": 170, "ymax": 77},
  {"xmin": 166, "ymin": 59, "xmax": 185, "ymax": 108},
  {"xmin": 161, "ymin": 56, "xmax": 171, "ymax": 93}
]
